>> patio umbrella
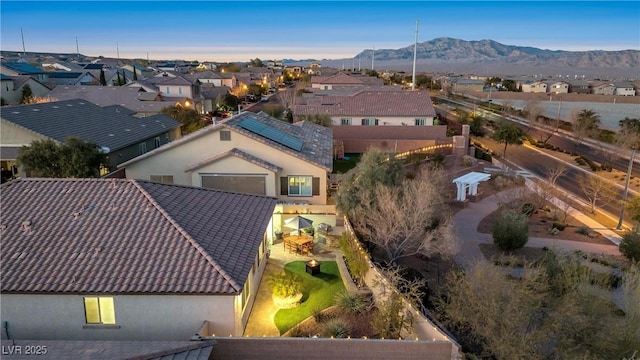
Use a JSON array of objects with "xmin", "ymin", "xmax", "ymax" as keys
[{"xmin": 284, "ymin": 215, "xmax": 314, "ymax": 236}]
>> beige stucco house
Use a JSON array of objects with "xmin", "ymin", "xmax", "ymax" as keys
[
  {"xmin": 0, "ymin": 178, "xmax": 276, "ymax": 340},
  {"xmin": 547, "ymin": 81, "xmax": 569, "ymax": 94},
  {"xmin": 521, "ymin": 80, "xmax": 548, "ymax": 93},
  {"xmin": 118, "ymin": 111, "xmax": 333, "ymax": 206}
]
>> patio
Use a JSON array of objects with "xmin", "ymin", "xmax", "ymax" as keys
[{"xmin": 243, "ymin": 226, "xmax": 344, "ymax": 337}]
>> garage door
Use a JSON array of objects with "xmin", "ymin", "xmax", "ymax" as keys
[{"xmin": 201, "ymin": 174, "xmax": 266, "ymax": 195}]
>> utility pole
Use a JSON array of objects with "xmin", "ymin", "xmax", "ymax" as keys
[
  {"xmin": 76, "ymin": 36, "xmax": 80, "ymax": 60},
  {"xmin": 412, "ymin": 19, "xmax": 418, "ymax": 91},
  {"xmin": 20, "ymin": 27, "xmax": 26, "ymax": 55},
  {"xmin": 617, "ymin": 148, "xmax": 636, "ymax": 230},
  {"xmin": 371, "ymin": 44, "xmax": 375, "ymax": 70},
  {"xmin": 554, "ymin": 97, "xmax": 563, "ymax": 131}
]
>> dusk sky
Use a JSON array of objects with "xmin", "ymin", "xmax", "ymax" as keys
[{"xmin": 1, "ymin": 1, "xmax": 638, "ymax": 62}]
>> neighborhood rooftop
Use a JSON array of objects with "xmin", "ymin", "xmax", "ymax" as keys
[
  {"xmin": 0, "ymin": 99, "xmax": 181, "ymax": 151},
  {"xmin": 0, "ymin": 178, "xmax": 277, "ymax": 295}
]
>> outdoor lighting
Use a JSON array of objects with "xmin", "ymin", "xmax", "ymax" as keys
[{"xmin": 306, "ymin": 259, "xmax": 320, "ymax": 275}]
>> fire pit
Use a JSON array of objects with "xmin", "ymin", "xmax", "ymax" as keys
[{"xmin": 306, "ymin": 259, "xmax": 320, "ymax": 276}]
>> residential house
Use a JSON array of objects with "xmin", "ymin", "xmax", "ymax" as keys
[
  {"xmin": 47, "ymin": 85, "xmax": 184, "ymax": 117},
  {"xmin": 200, "ymin": 85, "xmax": 232, "ymax": 114},
  {"xmin": 149, "ymin": 75, "xmax": 200, "ymax": 111},
  {"xmin": 293, "ymin": 90, "xmax": 448, "ymax": 154},
  {"xmin": 266, "ymin": 60, "xmax": 284, "ymax": 69},
  {"xmin": 118, "ymin": 111, "xmax": 333, "ymax": 205},
  {"xmin": 591, "ymin": 82, "xmax": 615, "ymax": 95},
  {"xmin": 613, "ymin": 82, "xmax": 636, "ymax": 96},
  {"xmin": 567, "ymin": 80, "xmax": 591, "ymax": 94},
  {"xmin": 0, "ymin": 177, "xmax": 276, "ymax": 340},
  {"xmin": 197, "ymin": 62, "xmax": 218, "ymax": 71},
  {"xmin": 521, "ymin": 80, "xmax": 548, "ymax": 93},
  {"xmin": 120, "ymin": 64, "xmax": 154, "ymax": 79},
  {"xmin": 0, "ymin": 99, "xmax": 181, "ymax": 174},
  {"xmin": 0, "ymin": 60, "xmax": 49, "ymax": 83},
  {"xmin": 310, "ymin": 72, "xmax": 384, "ymax": 90},
  {"xmin": 45, "ymin": 71, "xmax": 98, "ymax": 86},
  {"xmin": 0, "ymin": 74, "xmax": 52, "ymax": 105},
  {"xmin": 547, "ymin": 81, "xmax": 569, "ymax": 94}
]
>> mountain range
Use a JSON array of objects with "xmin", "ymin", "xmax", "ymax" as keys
[{"xmin": 316, "ymin": 37, "xmax": 640, "ymax": 79}]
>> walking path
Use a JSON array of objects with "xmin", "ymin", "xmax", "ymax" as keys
[{"xmin": 453, "ymin": 187, "xmax": 621, "ymax": 272}]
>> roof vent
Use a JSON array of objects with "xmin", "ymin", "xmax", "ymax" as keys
[
  {"xmin": 11, "ymin": 111, "xmax": 20, "ymax": 114},
  {"xmin": 0, "ymin": 224, "xmax": 7, "ymax": 233},
  {"xmin": 21, "ymin": 220, "xmax": 32, "ymax": 233},
  {"xmin": 52, "ymin": 106, "xmax": 59, "ymax": 109},
  {"xmin": 73, "ymin": 211, "xmax": 81, "ymax": 220},
  {"xmin": 124, "ymin": 129, "xmax": 131, "ymax": 132},
  {"xmin": 31, "ymin": 109, "xmax": 40, "ymax": 111}
]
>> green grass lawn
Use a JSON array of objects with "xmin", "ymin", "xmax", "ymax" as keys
[
  {"xmin": 273, "ymin": 261, "xmax": 345, "ymax": 335},
  {"xmin": 332, "ymin": 153, "xmax": 361, "ymax": 174}
]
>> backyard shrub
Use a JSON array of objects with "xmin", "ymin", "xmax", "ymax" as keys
[
  {"xmin": 268, "ymin": 271, "xmax": 303, "ymax": 298},
  {"xmin": 322, "ymin": 318, "xmax": 350, "ymax": 338},
  {"xmin": 619, "ymin": 231, "xmax": 640, "ymax": 261},
  {"xmin": 492, "ymin": 210, "xmax": 529, "ymax": 251},
  {"xmin": 334, "ymin": 290, "xmax": 369, "ymax": 314},
  {"xmin": 338, "ymin": 232, "xmax": 369, "ymax": 286}
]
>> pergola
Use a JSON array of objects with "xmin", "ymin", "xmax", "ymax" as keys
[{"xmin": 452, "ymin": 171, "xmax": 491, "ymax": 202}]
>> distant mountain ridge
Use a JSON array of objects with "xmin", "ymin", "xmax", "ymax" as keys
[{"xmin": 353, "ymin": 37, "xmax": 640, "ymax": 69}]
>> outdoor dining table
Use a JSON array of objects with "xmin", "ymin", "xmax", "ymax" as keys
[{"xmin": 283, "ymin": 235, "xmax": 314, "ymax": 255}]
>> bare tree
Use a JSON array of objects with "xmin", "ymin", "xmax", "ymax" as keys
[
  {"xmin": 577, "ymin": 173, "xmax": 616, "ymax": 214},
  {"xmin": 572, "ymin": 109, "xmax": 601, "ymax": 152},
  {"xmin": 545, "ymin": 163, "xmax": 567, "ymax": 188},
  {"xmin": 352, "ymin": 167, "xmax": 458, "ymax": 263},
  {"xmin": 523, "ymin": 98, "xmax": 543, "ymax": 130}
]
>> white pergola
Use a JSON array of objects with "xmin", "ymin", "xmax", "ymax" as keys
[{"xmin": 452, "ymin": 171, "xmax": 491, "ymax": 202}]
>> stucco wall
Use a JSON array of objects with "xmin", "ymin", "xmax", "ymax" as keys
[
  {"xmin": 190, "ymin": 155, "xmax": 276, "ymax": 196},
  {"xmin": 123, "ymin": 127, "xmax": 328, "ymax": 204},
  {"xmin": 0, "ymin": 294, "xmax": 237, "ymax": 341},
  {"xmin": 0, "ymin": 121, "xmax": 48, "ymax": 147}
]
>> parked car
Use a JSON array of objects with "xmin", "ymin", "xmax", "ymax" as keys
[{"xmin": 261, "ymin": 95, "xmax": 269, "ymax": 102}]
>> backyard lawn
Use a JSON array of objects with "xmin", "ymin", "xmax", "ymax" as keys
[
  {"xmin": 273, "ymin": 261, "xmax": 345, "ymax": 334},
  {"xmin": 332, "ymin": 153, "xmax": 361, "ymax": 174}
]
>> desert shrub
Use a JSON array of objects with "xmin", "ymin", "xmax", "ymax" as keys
[
  {"xmin": 619, "ymin": 231, "xmax": 640, "ymax": 261},
  {"xmin": 492, "ymin": 210, "xmax": 529, "ymax": 251},
  {"xmin": 521, "ymin": 202, "xmax": 536, "ymax": 217},
  {"xmin": 334, "ymin": 289, "xmax": 369, "ymax": 314},
  {"xmin": 322, "ymin": 318, "xmax": 350, "ymax": 338},
  {"xmin": 575, "ymin": 225, "xmax": 591, "ymax": 236},
  {"xmin": 312, "ymin": 307, "xmax": 325, "ymax": 322},
  {"xmin": 287, "ymin": 326, "xmax": 306, "ymax": 337},
  {"xmin": 552, "ymin": 222, "xmax": 567, "ymax": 231},
  {"xmin": 462, "ymin": 155, "xmax": 475, "ymax": 167}
]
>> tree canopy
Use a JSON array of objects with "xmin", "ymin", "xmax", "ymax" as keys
[
  {"xmin": 161, "ymin": 105, "xmax": 206, "ymax": 134},
  {"xmin": 17, "ymin": 137, "xmax": 107, "ymax": 178}
]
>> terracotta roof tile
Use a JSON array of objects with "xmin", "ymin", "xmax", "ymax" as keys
[{"xmin": 0, "ymin": 178, "xmax": 276, "ymax": 295}]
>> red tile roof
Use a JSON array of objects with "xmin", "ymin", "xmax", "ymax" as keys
[
  {"xmin": 294, "ymin": 90, "xmax": 436, "ymax": 117},
  {"xmin": 0, "ymin": 178, "xmax": 276, "ymax": 295}
]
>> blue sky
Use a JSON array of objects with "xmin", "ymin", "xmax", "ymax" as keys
[{"xmin": 1, "ymin": 1, "xmax": 638, "ymax": 62}]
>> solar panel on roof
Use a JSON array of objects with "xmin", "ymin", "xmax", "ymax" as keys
[{"xmin": 238, "ymin": 117, "xmax": 303, "ymax": 151}]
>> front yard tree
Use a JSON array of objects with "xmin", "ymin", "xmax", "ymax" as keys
[
  {"xmin": 161, "ymin": 105, "xmax": 205, "ymax": 134},
  {"xmin": 335, "ymin": 149, "xmax": 405, "ymax": 220},
  {"xmin": 350, "ymin": 167, "xmax": 457, "ymax": 263},
  {"xmin": 17, "ymin": 137, "xmax": 107, "ymax": 178},
  {"xmin": 491, "ymin": 120, "xmax": 524, "ymax": 160}
]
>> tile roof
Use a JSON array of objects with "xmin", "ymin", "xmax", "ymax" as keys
[
  {"xmin": 0, "ymin": 178, "xmax": 276, "ymax": 294},
  {"xmin": 223, "ymin": 112, "xmax": 333, "ymax": 170},
  {"xmin": 293, "ymin": 90, "xmax": 436, "ymax": 117},
  {"xmin": 119, "ymin": 111, "xmax": 333, "ymax": 171},
  {"xmin": 0, "ymin": 99, "xmax": 180, "ymax": 151},
  {"xmin": 0, "ymin": 340, "xmax": 214, "ymax": 360},
  {"xmin": 184, "ymin": 148, "xmax": 283, "ymax": 173},
  {"xmin": 312, "ymin": 73, "xmax": 365, "ymax": 85}
]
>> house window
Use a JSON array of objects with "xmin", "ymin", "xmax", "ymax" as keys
[
  {"xmin": 138, "ymin": 142, "xmax": 147, "ymax": 155},
  {"xmin": 288, "ymin": 176, "xmax": 312, "ymax": 196},
  {"xmin": 178, "ymin": 87, "xmax": 182, "ymax": 95},
  {"xmin": 165, "ymin": 87, "xmax": 170, "ymax": 95},
  {"xmin": 361, "ymin": 118, "xmax": 378, "ymax": 126},
  {"xmin": 150, "ymin": 175, "xmax": 174, "ymax": 184},
  {"xmin": 220, "ymin": 130, "xmax": 231, "ymax": 141},
  {"xmin": 84, "ymin": 297, "xmax": 116, "ymax": 325},
  {"xmin": 340, "ymin": 118, "xmax": 351, "ymax": 126},
  {"xmin": 241, "ymin": 274, "xmax": 251, "ymax": 310},
  {"xmin": 415, "ymin": 118, "xmax": 427, "ymax": 126},
  {"xmin": 154, "ymin": 137, "xmax": 161, "ymax": 149}
]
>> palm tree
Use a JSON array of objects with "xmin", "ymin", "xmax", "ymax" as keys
[{"xmin": 492, "ymin": 120, "xmax": 524, "ymax": 160}]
